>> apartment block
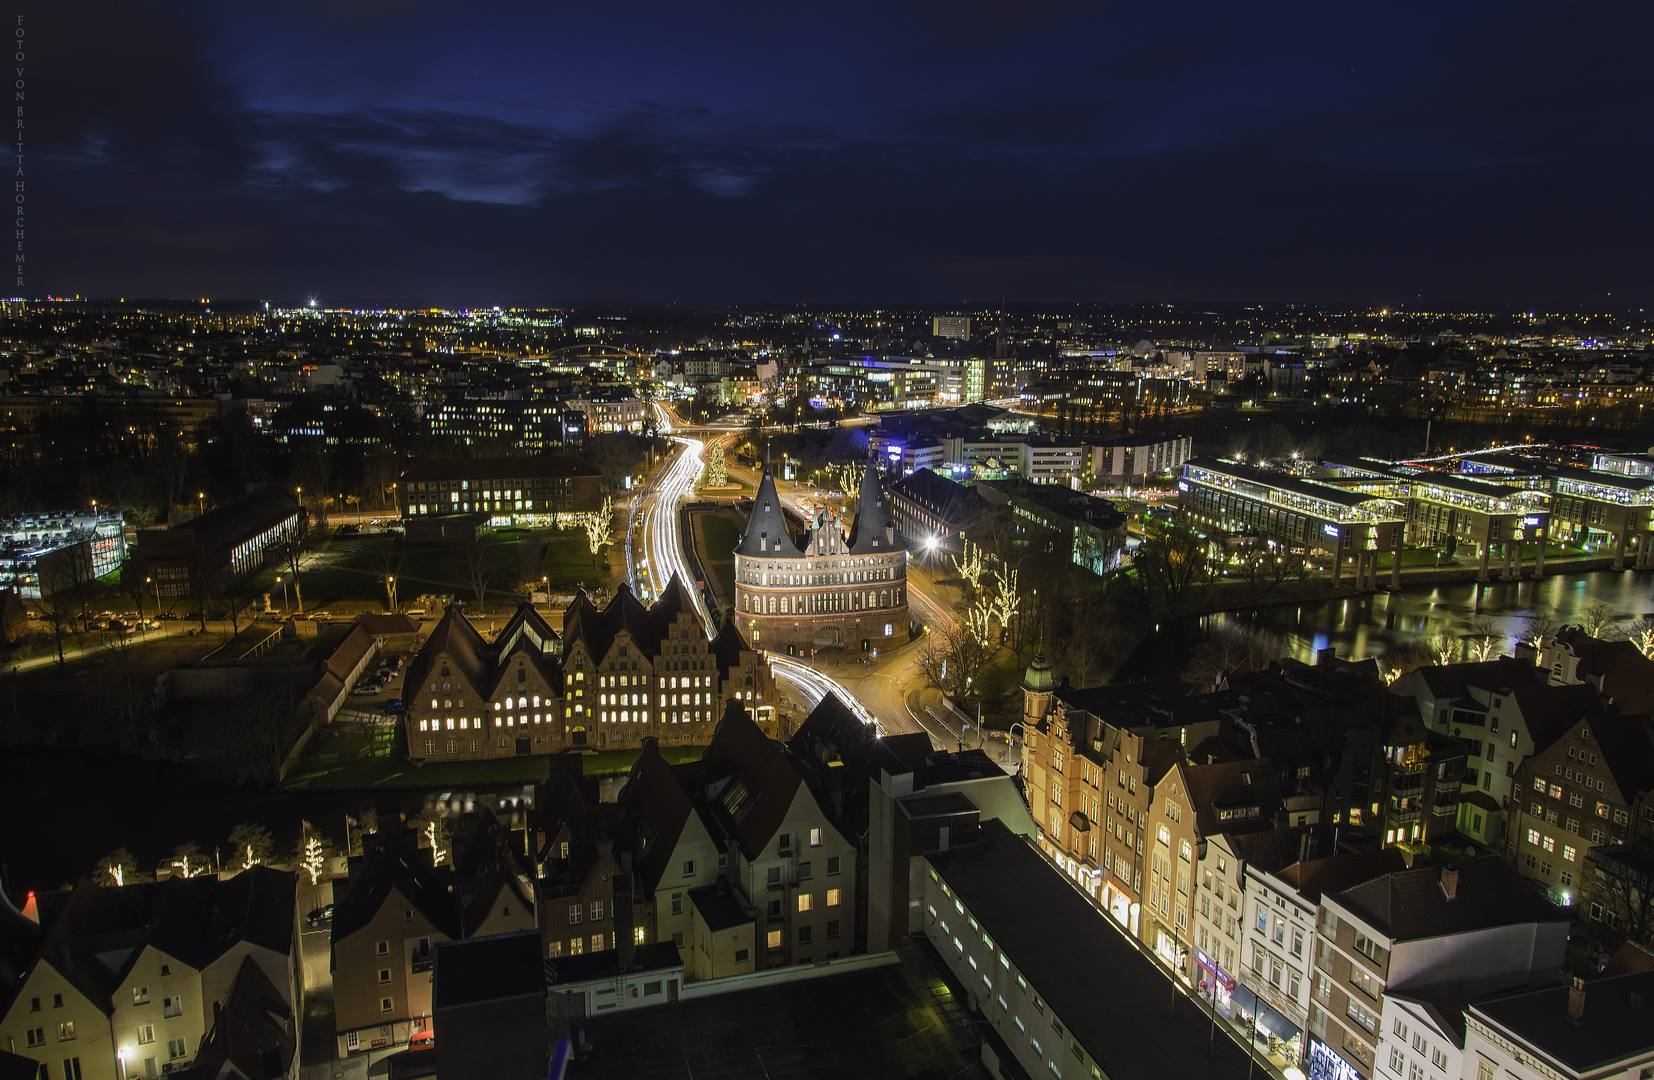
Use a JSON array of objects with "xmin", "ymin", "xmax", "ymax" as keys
[{"xmin": 1306, "ymin": 859, "xmax": 1569, "ymax": 1080}]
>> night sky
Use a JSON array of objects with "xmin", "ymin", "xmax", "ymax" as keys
[{"xmin": 20, "ymin": 1, "xmax": 1654, "ymax": 307}]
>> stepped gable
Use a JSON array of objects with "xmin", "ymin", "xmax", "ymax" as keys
[
  {"xmin": 847, "ymin": 458, "xmax": 906, "ymax": 555},
  {"xmin": 710, "ymin": 618, "xmax": 756, "ymax": 681},
  {"xmin": 735, "ymin": 467, "xmax": 803, "ymax": 558},
  {"xmin": 486, "ymin": 604, "xmax": 564, "ymax": 699},
  {"xmin": 648, "ymin": 572, "xmax": 704, "ymax": 638}
]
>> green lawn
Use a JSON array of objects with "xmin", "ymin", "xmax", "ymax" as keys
[
  {"xmin": 280, "ymin": 724, "xmax": 704, "ymax": 791},
  {"xmin": 695, "ymin": 513, "xmax": 741, "ymax": 606}
]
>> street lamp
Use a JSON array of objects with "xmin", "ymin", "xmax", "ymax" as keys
[
  {"xmin": 386, "ymin": 575, "xmax": 397, "ymax": 614},
  {"xmin": 197, "ymin": 491, "xmax": 205, "ymax": 518}
]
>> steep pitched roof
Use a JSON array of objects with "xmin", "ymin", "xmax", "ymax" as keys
[
  {"xmin": 405, "ymin": 605, "xmax": 489, "ymax": 702},
  {"xmin": 786, "ymin": 692, "xmax": 881, "ymax": 839},
  {"xmin": 176, "ymin": 955, "xmax": 294, "ymax": 1080},
  {"xmin": 1557, "ymin": 630, "xmax": 1654, "ymax": 714},
  {"xmin": 1182, "ymin": 758, "xmax": 1281, "ymax": 838},
  {"xmin": 618, "ymin": 740, "xmax": 699, "ymax": 893},
  {"xmin": 331, "ymin": 835, "xmax": 464, "ymax": 946},
  {"xmin": 847, "ymin": 459, "xmax": 906, "ymax": 554},
  {"xmin": 700, "ymin": 701, "xmax": 810, "ymax": 859},
  {"xmin": 1274, "ymin": 849, "xmax": 1408, "ymax": 903},
  {"xmin": 710, "ymin": 618, "xmax": 757, "ymax": 682},
  {"xmin": 735, "ymin": 467, "xmax": 802, "ymax": 557},
  {"xmin": 888, "ymin": 468, "xmax": 987, "ymax": 527},
  {"xmin": 17, "ymin": 868, "xmax": 297, "ymax": 1022},
  {"xmin": 1588, "ymin": 713, "xmax": 1654, "ymax": 805}
]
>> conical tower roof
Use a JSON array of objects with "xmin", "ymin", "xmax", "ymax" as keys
[
  {"xmin": 735, "ymin": 466, "xmax": 803, "ymax": 558},
  {"xmin": 847, "ymin": 459, "xmax": 905, "ymax": 554},
  {"xmin": 1022, "ymin": 652, "xmax": 1055, "ymax": 693}
]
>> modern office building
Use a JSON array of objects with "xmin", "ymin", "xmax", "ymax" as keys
[
  {"xmin": 397, "ymin": 455, "xmax": 605, "ymax": 525},
  {"xmin": 128, "ymin": 490, "xmax": 305, "ymax": 598},
  {"xmin": 0, "ymin": 511, "xmax": 126, "ymax": 599},
  {"xmin": 1178, "ymin": 458, "xmax": 1407, "ymax": 591}
]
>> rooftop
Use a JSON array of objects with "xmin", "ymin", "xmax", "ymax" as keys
[
  {"xmin": 433, "ymin": 931, "xmax": 545, "ymax": 1010},
  {"xmin": 1328, "ymin": 856, "xmax": 1569, "ymax": 943},
  {"xmin": 929, "ymin": 818, "xmax": 1257, "ymax": 1080},
  {"xmin": 1472, "ymin": 969, "xmax": 1654, "ymax": 1076}
]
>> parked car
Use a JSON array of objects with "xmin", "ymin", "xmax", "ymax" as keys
[
  {"xmin": 353, "ymin": 682, "xmax": 382, "ymax": 696},
  {"xmin": 310, "ymin": 611, "xmax": 330, "ymax": 621},
  {"xmin": 157, "ymin": 612, "xmax": 179, "ymax": 621},
  {"xmin": 306, "ymin": 904, "xmax": 333, "ymax": 928},
  {"xmin": 381, "ymin": 699, "xmax": 406, "ymax": 715}
]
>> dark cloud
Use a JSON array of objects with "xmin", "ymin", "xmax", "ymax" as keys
[{"xmin": 17, "ymin": 0, "xmax": 1654, "ymax": 304}]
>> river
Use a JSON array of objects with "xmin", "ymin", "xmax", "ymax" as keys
[{"xmin": 1120, "ymin": 567, "xmax": 1654, "ymax": 682}]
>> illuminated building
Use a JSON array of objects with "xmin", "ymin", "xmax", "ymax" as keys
[{"xmin": 733, "ymin": 461, "xmax": 908, "ymax": 653}]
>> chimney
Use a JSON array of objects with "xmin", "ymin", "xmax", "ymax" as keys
[
  {"xmin": 1566, "ymin": 976, "xmax": 1586, "ymax": 1024},
  {"xmin": 1440, "ymin": 866, "xmax": 1459, "ymax": 900}
]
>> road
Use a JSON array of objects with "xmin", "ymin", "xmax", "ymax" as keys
[{"xmin": 638, "ymin": 404, "xmax": 1017, "ymax": 766}]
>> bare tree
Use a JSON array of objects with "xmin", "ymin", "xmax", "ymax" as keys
[
  {"xmin": 1427, "ymin": 627, "xmax": 1460, "ymax": 666},
  {"xmin": 1519, "ymin": 611, "xmax": 1559, "ymax": 648},
  {"xmin": 1576, "ymin": 601, "xmax": 1623, "ymax": 639},
  {"xmin": 1588, "ymin": 839, "xmax": 1654, "ymax": 947},
  {"xmin": 1462, "ymin": 616, "xmax": 1505, "ymax": 663},
  {"xmin": 227, "ymin": 822, "xmax": 276, "ymax": 869},
  {"xmin": 1179, "ymin": 624, "xmax": 1285, "ymax": 693},
  {"xmin": 1133, "ymin": 526, "xmax": 1212, "ymax": 617},
  {"xmin": 362, "ymin": 534, "xmax": 407, "ymax": 613},
  {"xmin": 1235, "ymin": 539, "xmax": 1309, "ymax": 604},
  {"xmin": 450, "ymin": 534, "xmax": 512, "ymax": 613},
  {"xmin": 915, "ymin": 622, "xmax": 995, "ymax": 700}
]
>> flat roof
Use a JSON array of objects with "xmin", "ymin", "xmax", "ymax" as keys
[
  {"xmin": 434, "ymin": 931, "xmax": 544, "ymax": 1009},
  {"xmin": 928, "ymin": 819, "xmax": 1257, "ymax": 1080},
  {"xmin": 568, "ymin": 963, "xmax": 993, "ymax": 1080},
  {"xmin": 1183, "ymin": 457, "xmax": 1392, "ymax": 510}
]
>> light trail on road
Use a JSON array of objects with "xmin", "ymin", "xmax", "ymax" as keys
[
  {"xmin": 647, "ymin": 403, "xmax": 874, "ymax": 727},
  {"xmin": 766, "ymin": 651, "xmax": 878, "ymax": 728}
]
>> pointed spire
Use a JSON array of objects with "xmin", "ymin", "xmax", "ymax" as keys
[
  {"xmin": 848, "ymin": 457, "xmax": 905, "ymax": 554},
  {"xmin": 735, "ymin": 464, "xmax": 803, "ymax": 558}
]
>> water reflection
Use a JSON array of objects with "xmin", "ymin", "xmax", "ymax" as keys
[{"xmin": 1121, "ymin": 569, "xmax": 1654, "ymax": 680}]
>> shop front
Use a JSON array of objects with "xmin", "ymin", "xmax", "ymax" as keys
[
  {"xmin": 1307, "ymin": 1038, "xmax": 1362, "ymax": 1080},
  {"xmin": 1194, "ymin": 948, "xmax": 1236, "ymax": 1017},
  {"xmin": 1232, "ymin": 985, "xmax": 1304, "ymax": 1070},
  {"xmin": 1100, "ymin": 876, "xmax": 1139, "ymax": 936}
]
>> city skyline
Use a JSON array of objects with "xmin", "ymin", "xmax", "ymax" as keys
[{"xmin": 18, "ymin": 1, "xmax": 1653, "ymax": 306}]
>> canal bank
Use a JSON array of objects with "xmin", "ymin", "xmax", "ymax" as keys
[{"xmin": 1122, "ymin": 565, "xmax": 1654, "ymax": 682}]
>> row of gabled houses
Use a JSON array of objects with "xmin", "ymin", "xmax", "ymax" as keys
[{"xmin": 400, "ymin": 578, "xmax": 777, "ymax": 763}]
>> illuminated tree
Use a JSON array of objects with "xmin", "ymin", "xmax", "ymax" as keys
[
  {"xmin": 1627, "ymin": 618, "xmax": 1654, "ymax": 661},
  {"xmin": 294, "ymin": 827, "xmax": 338, "ymax": 886},
  {"xmin": 228, "ymin": 822, "xmax": 275, "ymax": 870},
  {"xmin": 577, "ymin": 497, "xmax": 615, "ymax": 570},
  {"xmin": 169, "ymin": 842, "xmax": 208, "ymax": 880},
  {"xmin": 705, "ymin": 443, "xmax": 727, "ymax": 487},
  {"xmin": 94, "ymin": 848, "xmax": 139, "ymax": 887},
  {"xmin": 951, "ymin": 548, "xmax": 986, "ymax": 593},
  {"xmin": 1462, "ymin": 616, "xmax": 1505, "ymax": 663}
]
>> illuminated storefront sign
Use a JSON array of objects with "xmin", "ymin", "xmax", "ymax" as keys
[{"xmin": 1308, "ymin": 1038, "xmax": 1360, "ymax": 1080}]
